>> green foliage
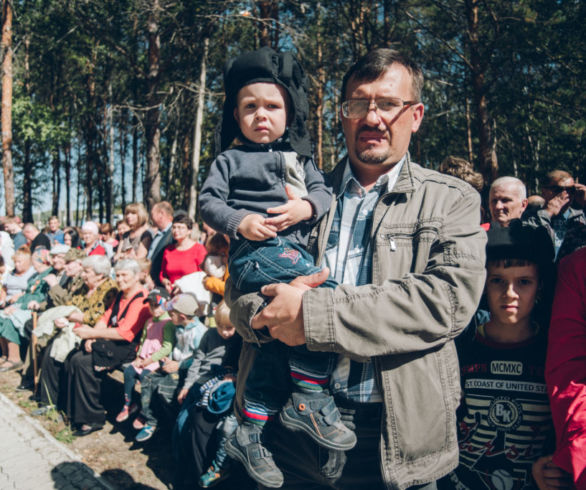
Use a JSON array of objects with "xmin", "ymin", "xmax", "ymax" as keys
[{"xmin": 3, "ymin": 0, "xmax": 584, "ymax": 218}]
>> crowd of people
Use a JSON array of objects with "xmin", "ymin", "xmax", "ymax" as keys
[{"xmin": 0, "ymin": 45, "xmax": 585, "ymax": 490}]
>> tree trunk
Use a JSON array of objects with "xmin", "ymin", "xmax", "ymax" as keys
[
  {"xmin": 1, "ymin": 0, "xmax": 14, "ymax": 217},
  {"xmin": 132, "ymin": 120, "xmax": 138, "ymax": 203},
  {"xmin": 188, "ymin": 37, "xmax": 208, "ymax": 219},
  {"xmin": 51, "ymin": 150, "xmax": 61, "ymax": 216},
  {"xmin": 465, "ymin": 0, "xmax": 498, "ymax": 181},
  {"xmin": 106, "ymin": 82, "xmax": 115, "ymax": 223},
  {"xmin": 64, "ymin": 144, "xmax": 71, "ymax": 225},
  {"xmin": 119, "ymin": 113, "xmax": 127, "ymax": 212},
  {"xmin": 144, "ymin": 0, "xmax": 162, "ymax": 210}
]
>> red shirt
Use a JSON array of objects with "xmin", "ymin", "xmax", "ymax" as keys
[
  {"xmin": 99, "ymin": 288, "xmax": 151, "ymax": 342},
  {"xmin": 159, "ymin": 242, "xmax": 207, "ymax": 285},
  {"xmin": 546, "ymin": 248, "xmax": 586, "ymax": 488},
  {"xmin": 87, "ymin": 243, "xmax": 107, "ymax": 256}
]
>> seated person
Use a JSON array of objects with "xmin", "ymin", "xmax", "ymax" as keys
[
  {"xmin": 65, "ymin": 259, "xmax": 150, "ymax": 437},
  {"xmin": 1, "ymin": 246, "xmax": 35, "ymax": 308},
  {"xmin": 133, "ymin": 293, "xmax": 207, "ymax": 442},
  {"xmin": 439, "ymin": 222, "xmax": 571, "ymax": 489},
  {"xmin": 0, "ymin": 248, "xmax": 53, "ymax": 372},
  {"xmin": 115, "ymin": 288, "xmax": 173, "ymax": 423},
  {"xmin": 33, "ymin": 254, "xmax": 118, "ymax": 414}
]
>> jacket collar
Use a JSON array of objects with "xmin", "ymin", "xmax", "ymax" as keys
[{"xmin": 329, "ymin": 152, "xmax": 415, "ymax": 198}]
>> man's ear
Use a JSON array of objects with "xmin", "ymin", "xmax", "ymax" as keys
[{"xmin": 411, "ymin": 103, "xmax": 424, "ymax": 133}]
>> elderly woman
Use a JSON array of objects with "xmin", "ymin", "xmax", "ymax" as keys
[
  {"xmin": 114, "ymin": 203, "xmax": 152, "ymax": 261},
  {"xmin": 2, "ymin": 246, "xmax": 35, "ymax": 307},
  {"xmin": 66, "ymin": 259, "xmax": 150, "ymax": 436},
  {"xmin": 0, "ymin": 248, "xmax": 53, "ymax": 371},
  {"xmin": 33, "ymin": 254, "xmax": 118, "ymax": 413},
  {"xmin": 81, "ymin": 222, "xmax": 108, "ymax": 257},
  {"xmin": 159, "ymin": 213, "xmax": 206, "ymax": 293}
]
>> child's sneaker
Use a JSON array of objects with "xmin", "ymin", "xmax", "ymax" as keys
[
  {"xmin": 135, "ymin": 424, "xmax": 156, "ymax": 442},
  {"xmin": 132, "ymin": 415, "xmax": 146, "ymax": 430},
  {"xmin": 225, "ymin": 423, "xmax": 283, "ymax": 488},
  {"xmin": 199, "ymin": 461, "xmax": 229, "ymax": 488},
  {"xmin": 279, "ymin": 391, "xmax": 357, "ymax": 451}
]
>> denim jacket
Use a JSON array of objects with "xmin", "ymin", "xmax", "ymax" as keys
[{"xmin": 226, "ymin": 154, "xmax": 487, "ymax": 489}]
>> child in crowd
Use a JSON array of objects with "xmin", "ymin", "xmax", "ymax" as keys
[
  {"xmin": 116, "ymin": 288, "xmax": 173, "ymax": 423},
  {"xmin": 199, "ymin": 47, "xmax": 352, "ymax": 488},
  {"xmin": 136, "ymin": 257, "xmax": 155, "ymax": 290},
  {"xmin": 202, "ymin": 232, "xmax": 230, "ymax": 326},
  {"xmin": 174, "ymin": 300, "xmax": 242, "ymax": 488},
  {"xmin": 133, "ymin": 293, "xmax": 207, "ymax": 442},
  {"xmin": 439, "ymin": 221, "xmax": 571, "ymax": 489}
]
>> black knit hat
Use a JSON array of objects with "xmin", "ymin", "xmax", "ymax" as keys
[
  {"xmin": 217, "ymin": 46, "xmax": 312, "ymax": 157},
  {"xmin": 486, "ymin": 220, "xmax": 554, "ymax": 267}
]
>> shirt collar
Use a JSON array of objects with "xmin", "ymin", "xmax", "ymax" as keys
[{"xmin": 339, "ymin": 154, "xmax": 407, "ymax": 197}]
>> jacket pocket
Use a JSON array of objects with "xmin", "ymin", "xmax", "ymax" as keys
[{"xmin": 381, "ymin": 350, "xmax": 449, "ymax": 460}]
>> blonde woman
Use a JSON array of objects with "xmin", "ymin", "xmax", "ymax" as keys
[{"xmin": 115, "ymin": 203, "xmax": 153, "ymax": 261}]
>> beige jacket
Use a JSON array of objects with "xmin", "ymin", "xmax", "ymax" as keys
[{"xmin": 226, "ymin": 155, "xmax": 487, "ymax": 489}]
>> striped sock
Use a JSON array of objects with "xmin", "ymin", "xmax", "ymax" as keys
[
  {"xmin": 290, "ymin": 369, "xmax": 328, "ymax": 393},
  {"xmin": 242, "ymin": 401, "xmax": 275, "ymax": 427}
]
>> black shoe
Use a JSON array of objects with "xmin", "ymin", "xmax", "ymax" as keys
[
  {"xmin": 16, "ymin": 380, "xmax": 34, "ymax": 392},
  {"xmin": 73, "ymin": 423, "xmax": 103, "ymax": 437}
]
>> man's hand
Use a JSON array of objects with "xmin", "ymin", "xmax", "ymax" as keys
[
  {"xmin": 545, "ymin": 192, "xmax": 571, "ymax": 217},
  {"xmin": 265, "ymin": 186, "xmax": 313, "ymax": 232},
  {"xmin": 237, "ymin": 214, "xmax": 278, "ymax": 241},
  {"xmin": 27, "ymin": 300, "xmax": 40, "ymax": 311},
  {"xmin": 250, "ymin": 268, "xmax": 330, "ymax": 346},
  {"xmin": 532, "ymin": 455, "xmax": 572, "ymax": 490}
]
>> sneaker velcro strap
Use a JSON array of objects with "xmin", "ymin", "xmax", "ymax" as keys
[{"xmin": 320, "ymin": 398, "xmax": 341, "ymax": 425}]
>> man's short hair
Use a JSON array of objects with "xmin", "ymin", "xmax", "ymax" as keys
[
  {"xmin": 543, "ymin": 169, "xmax": 573, "ymax": 187},
  {"xmin": 341, "ymin": 48, "xmax": 424, "ymax": 102},
  {"xmin": 490, "ymin": 176, "xmax": 527, "ymax": 200},
  {"xmin": 153, "ymin": 201, "xmax": 174, "ymax": 217}
]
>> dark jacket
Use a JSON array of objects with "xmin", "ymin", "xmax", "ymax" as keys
[
  {"xmin": 149, "ymin": 227, "xmax": 173, "ymax": 287},
  {"xmin": 227, "ymin": 155, "xmax": 487, "ymax": 489}
]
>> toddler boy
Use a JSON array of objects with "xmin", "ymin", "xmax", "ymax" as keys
[{"xmin": 199, "ymin": 47, "xmax": 354, "ymax": 488}]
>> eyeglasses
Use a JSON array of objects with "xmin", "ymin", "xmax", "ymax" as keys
[{"xmin": 341, "ymin": 97, "xmax": 418, "ymax": 119}]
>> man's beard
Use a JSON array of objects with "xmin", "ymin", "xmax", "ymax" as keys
[{"xmin": 355, "ymin": 129, "xmax": 390, "ymax": 164}]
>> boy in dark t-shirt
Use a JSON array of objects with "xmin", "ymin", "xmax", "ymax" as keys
[{"xmin": 439, "ymin": 221, "xmax": 571, "ymax": 490}]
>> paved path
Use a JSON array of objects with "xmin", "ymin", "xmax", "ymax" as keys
[{"xmin": 0, "ymin": 393, "xmax": 113, "ymax": 490}]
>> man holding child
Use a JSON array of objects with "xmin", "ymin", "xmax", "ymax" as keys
[{"xmin": 227, "ymin": 48, "xmax": 486, "ymax": 489}]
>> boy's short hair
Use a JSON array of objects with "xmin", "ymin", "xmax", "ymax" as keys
[
  {"xmin": 486, "ymin": 220, "xmax": 553, "ymax": 270},
  {"xmin": 214, "ymin": 300, "xmax": 233, "ymax": 329},
  {"xmin": 218, "ymin": 46, "xmax": 311, "ymax": 157},
  {"xmin": 205, "ymin": 232, "xmax": 229, "ymax": 255}
]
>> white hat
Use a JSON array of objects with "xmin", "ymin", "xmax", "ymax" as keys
[{"xmin": 50, "ymin": 244, "xmax": 70, "ymax": 255}]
